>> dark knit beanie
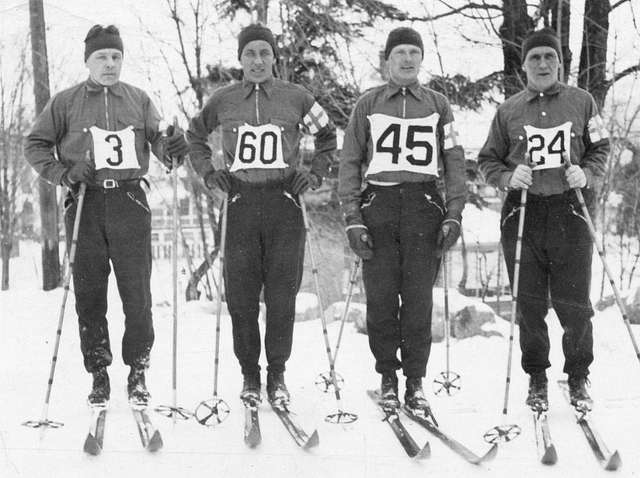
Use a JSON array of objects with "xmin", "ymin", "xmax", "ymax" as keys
[
  {"xmin": 84, "ymin": 25, "xmax": 123, "ymax": 62},
  {"xmin": 521, "ymin": 28, "xmax": 561, "ymax": 61},
  {"xmin": 237, "ymin": 24, "xmax": 277, "ymax": 60},
  {"xmin": 384, "ymin": 27, "xmax": 424, "ymax": 60}
]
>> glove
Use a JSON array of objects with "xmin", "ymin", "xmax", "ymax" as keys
[
  {"xmin": 290, "ymin": 170, "xmax": 321, "ymax": 195},
  {"xmin": 508, "ymin": 164, "xmax": 533, "ymax": 190},
  {"xmin": 435, "ymin": 219, "xmax": 461, "ymax": 258},
  {"xmin": 205, "ymin": 169, "xmax": 232, "ymax": 193},
  {"xmin": 161, "ymin": 125, "xmax": 188, "ymax": 169},
  {"xmin": 63, "ymin": 160, "xmax": 95, "ymax": 186},
  {"xmin": 565, "ymin": 165, "xmax": 587, "ymax": 189},
  {"xmin": 346, "ymin": 225, "xmax": 374, "ymax": 260}
]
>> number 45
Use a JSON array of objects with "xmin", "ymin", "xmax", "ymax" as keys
[{"xmin": 376, "ymin": 124, "xmax": 434, "ymax": 165}]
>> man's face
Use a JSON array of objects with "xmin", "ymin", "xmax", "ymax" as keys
[
  {"xmin": 86, "ymin": 49, "xmax": 123, "ymax": 86},
  {"xmin": 523, "ymin": 46, "xmax": 559, "ymax": 92},
  {"xmin": 240, "ymin": 40, "xmax": 275, "ymax": 83},
  {"xmin": 387, "ymin": 44, "xmax": 422, "ymax": 86}
]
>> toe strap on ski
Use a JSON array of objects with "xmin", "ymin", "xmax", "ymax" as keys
[
  {"xmin": 325, "ymin": 410, "xmax": 358, "ymax": 424},
  {"xmin": 483, "ymin": 424, "xmax": 521, "ymax": 444},
  {"xmin": 194, "ymin": 398, "xmax": 230, "ymax": 427},
  {"xmin": 154, "ymin": 404, "xmax": 193, "ymax": 420},
  {"xmin": 22, "ymin": 419, "xmax": 64, "ymax": 429},
  {"xmin": 314, "ymin": 372, "xmax": 345, "ymax": 393},
  {"xmin": 433, "ymin": 371, "xmax": 462, "ymax": 396}
]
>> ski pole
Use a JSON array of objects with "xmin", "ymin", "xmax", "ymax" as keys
[
  {"xmin": 300, "ymin": 199, "xmax": 357, "ymax": 424},
  {"xmin": 315, "ymin": 257, "xmax": 360, "ymax": 393},
  {"xmin": 484, "ymin": 184, "xmax": 527, "ymax": 445},
  {"xmin": 156, "ymin": 119, "xmax": 192, "ymax": 421},
  {"xmin": 563, "ymin": 154, "xmax": 640, "ymax": 365},
  {"xmin": 23, "ymin": 180, "xmax": 88, "ymax": 430},
  {"xmin": 195, "ymin": 197, "xmax": 230, "ymax": 426}
]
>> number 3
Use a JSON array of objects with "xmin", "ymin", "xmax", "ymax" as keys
[{"xmin": 105, "ymin": 134, "xmax": 123, "ymax": 166}]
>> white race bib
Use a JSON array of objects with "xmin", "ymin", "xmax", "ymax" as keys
[
  {"xmin": 366, "ymin": 113, "xmax": 440, "ymax": 177},
  {"xmin": 230, "ymin": 123, "xmax": 287, "ymax": 172},
  {"xmin": 524, "ymin": 121, "xmax": 572, "ymax": 170},
  {"xmin": 90, "ymin": 126, "xmax": 139, "ymax": 171}
]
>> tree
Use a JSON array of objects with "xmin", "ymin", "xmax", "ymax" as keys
[{"xmin": 0, "ymin": 42, "xmax": 31, "ymax": 290}]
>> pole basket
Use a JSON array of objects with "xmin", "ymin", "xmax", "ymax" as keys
[
  {"xmin": 325, "ymin": 410, "xmax": 358, "ymax": 424},
  {"xmin": 155, "ymin": 404, "xmax": 193, "ymax": 420},
  {"xmin": 22, "ymin": 419, "xmax": 64, "ymax": 429},
  {"xmin": 314, "ymin": 371, "xmax": 345, "ymax": 393},
  {"xmin": 194, "ymin": 397, "xmax": 230, "ymax": 427},
  {"xmin": 432, "ymin": 371, "xmax": 461, "ymax": 396},
  {"xmin": 483, "ymin": 424, "xmax": 521, "ymax": 444}
]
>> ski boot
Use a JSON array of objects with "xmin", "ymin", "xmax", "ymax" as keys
[
  {"xmin": 404, "ymin": 377, "xmax": 433, "ymax": 416},
  {"xmin": 267, "ymin": 371, "xmax": 290, "ymax": 405},
  {"xmin": 525, "ymin": 371, "xmax": 549, "ymax": 412},
  {"xmin": 379, "ymin": 371, "xmax": 400, "ymax": 409},
  {"xmin": 568, "ymin": 375, "xmax": 592, "ymax": 412},
  {"xmin": 240, "ymin": 372, "xmax": 261, "ymax": 405},
  {"xmin": 88, "ymin": 368, "xmax": 110, "ymax": 407},
  {"xmin": 128, "ymin": 366, "xmax": 151, "ymax": 407}
]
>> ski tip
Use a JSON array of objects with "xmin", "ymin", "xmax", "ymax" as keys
[
  {"xmin": 147, "ymin": 430, "xmax": 163, "ymax": 452},
  {"xmin": 414, "ymin": 441, "xmax": 431, "ymax": 460},
  {"xmin": 605, "ymin": 450, "xmax": 622, "ymax": 471},
  {"xmin": 303, "ymin": 429, "xmax": 320, "ymax": 450},
  {"xmin": 83, "ymin": 434, "xmax": 101, "ymax": 456},
  {"xmin": 541, "ymin": 444, "xmax": 558, "ymax": 465},
  {"xmin": 244, "ymin": 428, "xmax": 262, "ymax": 449},
  {"xmin": 473, "ymin": 443, "xmax": 499, "ymax": 464}
]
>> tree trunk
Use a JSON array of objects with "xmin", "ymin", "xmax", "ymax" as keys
[
  {"xmin": 500, "ymin": 0, "xmax": 533, "ymax": 98},
  {"xmin": 1, "ymin": 241, "xmax": 10, "ymax": 290},
  {"xmin": 29, "ymin": 0, "xmax": 60, "ymax": 290},
  {"xmin": 578, "ymin": 0, "xmax": 611, "ymax": 108},
  {"xmin": 551, "ymin": 0, "xmax": 572, "ymax": 83}
]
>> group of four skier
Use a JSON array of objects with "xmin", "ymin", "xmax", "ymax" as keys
[{"xmin": 25, "ymin": 23, "xmax": 608, "ymax": 415}]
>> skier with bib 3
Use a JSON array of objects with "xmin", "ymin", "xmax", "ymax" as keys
[
  {"xmin": 25, "ymin": 25, "xmax": 188, "ymax": 407},
  {"xmin": 338, "ymin": 27, "xmax": 466, "ymax": 413},
  {"xmin": 478, "ymin": 28, "xmax": 609, "ymax": 412},
  {"xmin": 187, "ymin": 24, "xmax": 336, "ymax": 405}
]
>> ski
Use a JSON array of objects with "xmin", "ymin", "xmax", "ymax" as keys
[
  {"xmin": 367, "ymin": 390, "xmax": 430, "ymax": 459},
  {"xmin": 269, "ymin": 400, "xmax": 319, "ymax": 450},
  {"xmin": 242, "ymin": 397, "xmax": 261, "ymax": 448},
  {"xmin": 83, "ymin": 406, "xmax": 107, "ymax": 455},
  {"xmin": 558, "ymin": 380, "xmax": 621, "ymax": 471},
  {"xmin": 131, "ymin": 407, "xmax": 163, "ymax": 452},
  {"xmin": 403, "ymin": 405, "xmax": 496, "ymax": 464},
  {"xmin": 532, "ymin": 410, "xmax": 557, "ymax": 465}
]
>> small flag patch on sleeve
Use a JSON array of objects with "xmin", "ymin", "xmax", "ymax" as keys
[
  {"xmin": 587, "ymin": 114, "xmax": 608, "ymax": 142},
  {"xmin": 443, "ymin": 121, "xmax": 458, "ymax": 149},
  {"xmin": 303, "ymin": 101, "xmax": 329, "ymax": 134}
]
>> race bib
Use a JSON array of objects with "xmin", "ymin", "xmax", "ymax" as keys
[
  {"xmin": 90, "ymin": 125, "xmax": 139, "ymax": 170},
  {"xmin": 230, "ymin": 123, "xmax": 287, "ymax": 172},
  {"xmin": 524, "ymin": 122, "xmax": 572, "ymax": 170},
  {"xmin": 366, "ymin": 113, "xmax": 440, "ymax": 177}
]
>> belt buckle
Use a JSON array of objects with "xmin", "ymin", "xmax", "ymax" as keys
[{"xmin": 103, "ymin": 179, "xmax": 117, "ymax": 189}]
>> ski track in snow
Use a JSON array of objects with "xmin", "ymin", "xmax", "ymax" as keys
[{"xmin": 1, "ymin": 241, "xmax": 640, "ymax": 478}]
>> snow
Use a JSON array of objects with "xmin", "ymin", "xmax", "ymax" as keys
[{"xmin": 2, "ymin": 241, "xmax": 640, "ymax": 478}]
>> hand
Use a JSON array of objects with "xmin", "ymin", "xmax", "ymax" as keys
[
  {"xmin": 65, "ymin": 160, "xmax": 95, "ymax": 185},
  {"xmin": 162, "ymin": 125, "xmax": 188, "ymax": 169},
  {"xmin": 290, "ymin": 171, "xmax": 321, "ymax": 195},
  {"xmin": 508, "ymin": 164, "xmax": 533, "ymax": 190},
  {"xmin": 435, "ymin": 219, "xmax": 461, "ymax": 258},
  {"xmin": 346, "ymin": 225, "xmax": 374, "ymax": 260},
  {"xmin": 565, "ymin": 164, "xmax": 587, "ymax": 189},
  {"xmin": 205, "ymin": 169, "xmax": 232, "ymax": 192}
]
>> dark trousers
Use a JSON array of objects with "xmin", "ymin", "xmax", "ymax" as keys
[
  {"xmin": 224, "ymin": 182, "xmax": 305, "ymax": 377},
  {"xmin": 361, "ymin": 182, "xmax": 443, "ymax": 378},
  {"xmin": 501, "ymin": 190, "xmax": 594, "ymax": 377},
  {"xmin": 64, "ymin": 182, "xmax": 154, "ymax": 373}
]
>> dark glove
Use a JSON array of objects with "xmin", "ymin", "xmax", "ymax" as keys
[
  {"xmin": 290, "ymin": 170, "xmax": 321, "ymax": 195},
  {"xmin": 205, "ymin": 169, "xmax": 232, "ymax": 193},
  {"xmin": 63, "ymin": 160, "xmax": 95, "ymax": 187},
  {"xmin": 161, "ymin": 125, "xmax": 188, "ymax": 169},
  {"xmin": 346, "ymin": 225, "xmax": 374, "ymax": 260},
  {"xmin": 435, "ymin": 219, "xmax": 461, "ymax": 258}
]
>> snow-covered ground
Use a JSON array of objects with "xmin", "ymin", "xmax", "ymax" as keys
[{"xmin": 1, "ymin": 241, "xmax": 640, "ymax": 478}]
